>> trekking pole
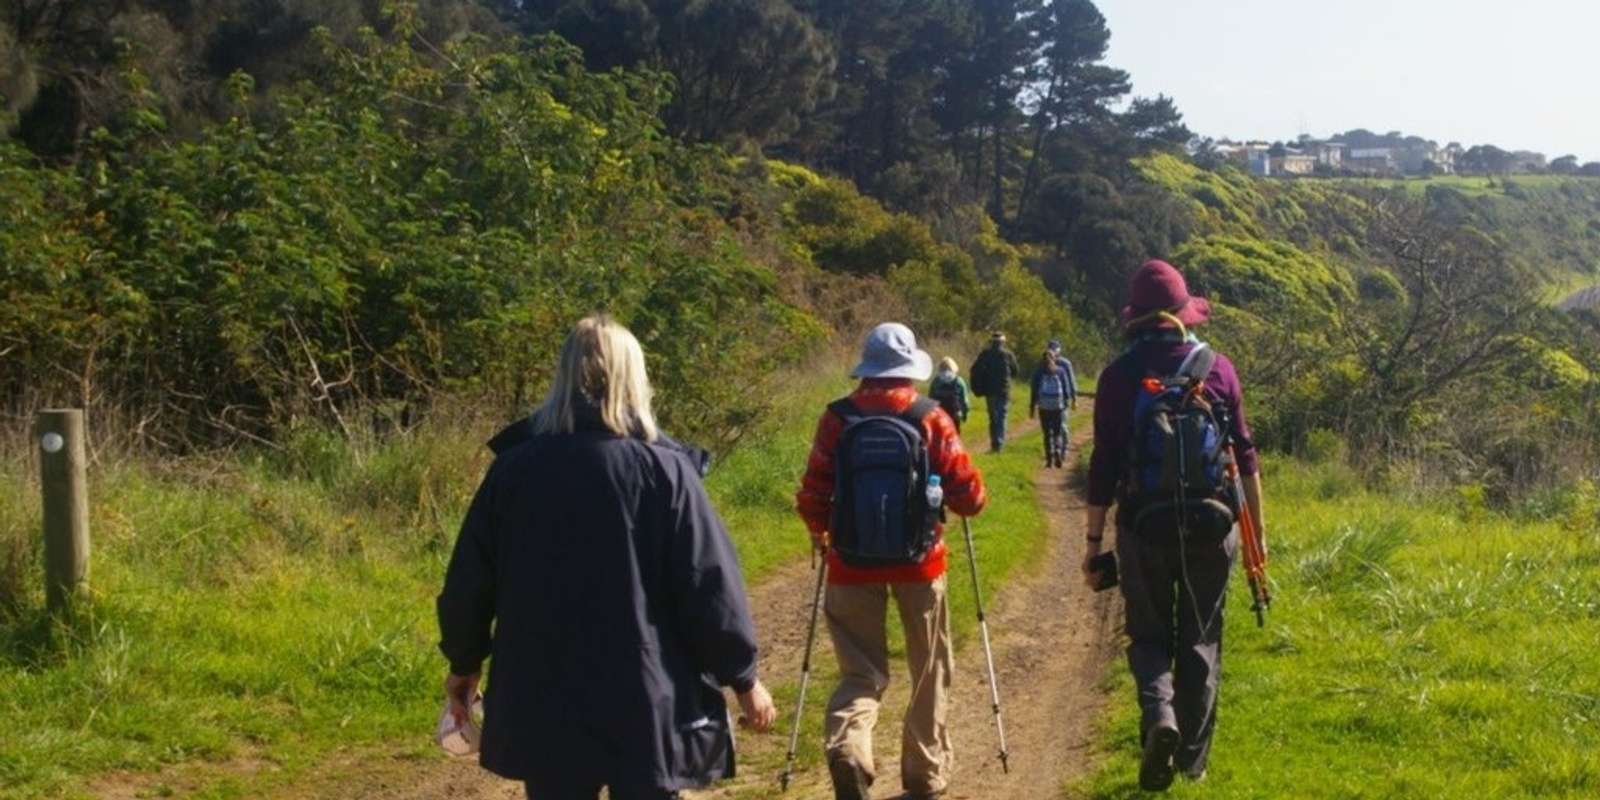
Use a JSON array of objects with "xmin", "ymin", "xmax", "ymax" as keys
[
  {"xmin": 959, "ymin": 516, "xmax": 1010, "ymax": 772},
  {"xmin": 780, "ymin": 542, "xmax": 829, "ymax": 791},
  {"xmin": 1223, "ymin": 446, "xmax": 1271, "ymax": 626}
]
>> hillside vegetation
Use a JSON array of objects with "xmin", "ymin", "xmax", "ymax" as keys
[{"xmin": 4, "ymin": 2, "xmax": 1600, "ymax": 797}]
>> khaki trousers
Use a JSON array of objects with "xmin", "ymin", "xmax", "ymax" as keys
[{"xmin": 823, "ymin": 576, "xmax": 953, "ymax": 796}]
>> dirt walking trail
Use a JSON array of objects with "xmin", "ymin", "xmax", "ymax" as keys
[{"xmin": 93, "ymin": 408, "xmax": 1121, "ymax": 800}]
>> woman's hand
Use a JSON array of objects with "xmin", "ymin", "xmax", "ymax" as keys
[
  {"xmin": 444, "ymin": 671, "xmax": 481, "ymax": 724},
  {"xmin": 736, "ymin": 680, "xmax": 778, "ymax": 732}
]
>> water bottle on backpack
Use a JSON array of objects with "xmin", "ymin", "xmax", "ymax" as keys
[{"xmin": 926, "ymin": 474, "xmax": 944, "ymax": 518}]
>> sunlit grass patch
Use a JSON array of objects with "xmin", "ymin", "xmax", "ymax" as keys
[{"xmin": 1081, "ymin": 456, "xmax": 1600, "ymax": 798}]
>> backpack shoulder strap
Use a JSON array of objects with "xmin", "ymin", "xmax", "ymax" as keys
[
  {"xmin": 1176, "ymin": 343, "xmax": 1216, "ymax": 384},
  {"xmin": 827, "ymin": 397, "xmax": 862, "ymax": 423},
  {"xmin": 902, "ymin": 397, "xmax": 938, "ymax": 429},
  {"xmin": 1116, "ymin": 340, "xmax": 1215, "ymax": 383},
  {"xmin": 830, "ymin": 396, "xmax": 936, "ymax": 426}
]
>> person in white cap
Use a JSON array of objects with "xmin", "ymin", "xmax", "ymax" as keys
[{"xmin": 796, "ymin": 322, "xmax": 989, "ymax": 800}]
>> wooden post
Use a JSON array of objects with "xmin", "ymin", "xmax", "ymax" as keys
[{"xmin": 37, "ymin": 409, "xmax": 89, "ymax": 615}]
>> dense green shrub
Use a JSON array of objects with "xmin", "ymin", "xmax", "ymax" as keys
[{"xmin": 4, "ymin": 23, "xmax": 823, "ymax": 454}]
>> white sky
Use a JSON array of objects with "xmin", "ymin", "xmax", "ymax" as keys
[{"xmin": 1091, "ymin": 0, "xmax": 1600, "ymax": 162}]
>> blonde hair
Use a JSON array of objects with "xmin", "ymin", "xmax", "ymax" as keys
[
  {"xmin": 938, "ymin": 357, "xmax": 959, "ymax": 374},
  {"xmin": 528, "ymin": 315, "xmax": 659, "ymax": 442}
]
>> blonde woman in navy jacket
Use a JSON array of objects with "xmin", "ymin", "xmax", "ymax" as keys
[{"xmin": 438, "ymin": 316, "xmax": 777, "ymax": 800}]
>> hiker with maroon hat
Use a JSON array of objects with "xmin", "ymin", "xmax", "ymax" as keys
[{"xmin": 1080, "ymin": 260, "xmax": 1267, "ymax": 791}]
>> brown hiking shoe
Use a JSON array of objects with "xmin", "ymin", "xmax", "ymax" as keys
[{"xmin": 828, "ymin": 754, "xmax": 872, "ymax": 800}]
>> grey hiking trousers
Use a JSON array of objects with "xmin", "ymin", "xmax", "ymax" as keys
[{"xmin": 1116, "ymin": 525, "xmax": 1238, "ymax": 777}]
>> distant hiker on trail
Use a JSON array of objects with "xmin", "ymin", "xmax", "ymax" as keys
[
  {"xmin": 795, "ymin": 322, "xmax": 988, "ymax": 800},
  {"xmin": 1028, "ymin": 346, "xmax": 1074, "ymax": 468},
  {"xmin": 1040, "ymin": 338, "xmax": 1079, "ymax": 411},
  {"xmin": 968, "ymin": 331, "xmax": 1020, "ymax": 452},
  {"xmin": 926, "ymin": 357, "xmax": 971, "ymax": 433},
  {"xmin": 1081, "ymin": 260, "xmax": 1266, "ymax": 791},
  {"xmin": 437, "ymin": 315, "xmax": 777, "ymax": 800}
]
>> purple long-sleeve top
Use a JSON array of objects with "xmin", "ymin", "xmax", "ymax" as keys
[{"xmin": 1087, "ymin": 339, "xmax": 1259, "ymax": 511}]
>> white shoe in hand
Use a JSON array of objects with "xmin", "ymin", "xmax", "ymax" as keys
[{"xmin": 435, "ymin": 693, "xmax": 484, "ymax": 756}]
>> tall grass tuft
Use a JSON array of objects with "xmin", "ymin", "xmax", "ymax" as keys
[
  {"xmin": 1295, "ymin": 517, "xmax": 1410, "ymax": 593},
  {"xmin": 0, "ymin": 476, "xmax": 39, "ymax": 622}
]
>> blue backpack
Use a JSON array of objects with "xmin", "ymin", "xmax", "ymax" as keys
[
  {"xmin": 1125, "ymin": 345, "xmax": 1236, "ymax": 543},
  {"xmin": 828, "ymin": 398, "xmax": 940, "ymax": 567},
  {"xmin": 1036, "ymin": 370, "xmax": 1068, "ymax": 411}
]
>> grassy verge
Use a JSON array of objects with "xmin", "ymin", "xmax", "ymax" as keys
[
  {"xmin": 1076, "ymin": 455, "xmax": 1600, "ymax": 798},
  {"xmin": 0, "ymin": 427, "xmax": 486, "ymax": 799}
]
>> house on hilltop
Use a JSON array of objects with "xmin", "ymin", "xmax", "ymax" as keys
[
  {"xmin": 1269, "ymin": 152, "xmax": 1317, "ymax": 175},
  {"xmin": 1346, "ymin": 147, "xmax": 1398, "ymax": 176},
  {"xmin": 1205, "ymin": 131, "xmax": 1561, "ymax": 178},
  {"xmin": 1313, "ymin": 141, "xmax": 1344, "ymax": 170},
  {"xmin": 1393, "ymin": 141, "xmax": 1455, "ymax": 174}
]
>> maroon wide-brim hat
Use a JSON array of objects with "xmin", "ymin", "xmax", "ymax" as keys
[{"xmin": 1116, "ymin": 259, "xmax": 1212, "ymax": 330}]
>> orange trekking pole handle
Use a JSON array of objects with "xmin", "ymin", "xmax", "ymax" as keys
[{"xmin": 1225, "ymin": 446, "xmax": 1271, "ymax": 626}]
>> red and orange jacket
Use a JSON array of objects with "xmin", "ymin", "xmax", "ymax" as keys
[{"xmin": 796, "ymin": 379, "xmax": 988, "ymax": 584}]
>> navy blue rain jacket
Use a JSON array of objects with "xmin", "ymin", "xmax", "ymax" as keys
[{"xmin": 436, "ymin": 414, "xmax": 759, "ymax": 790}]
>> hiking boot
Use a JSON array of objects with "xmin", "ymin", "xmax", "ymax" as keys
[
  {"xmin": 1138, "ymin": 723, "xmax": 1180, "ymax": 792},
  {"xmin": 827, "ymin": 754, "xmax": 872, "ymax": 800}
]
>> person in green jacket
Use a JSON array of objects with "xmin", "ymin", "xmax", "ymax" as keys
[{"xmin": 926, "ymin": 357, "xmax": 971, "ymax": 433}]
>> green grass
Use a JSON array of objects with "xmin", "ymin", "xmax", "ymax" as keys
[
  {"xmin": 1076, "ymin": 455, "xmax": 1600, "ymax": 799},
  {"xmin": 6, "ymin": 361, "xmax": 1597, "ymax": 798},
  {"xmin": 0, "ymin": 429, "xmax": 480, "ymax": 799}
]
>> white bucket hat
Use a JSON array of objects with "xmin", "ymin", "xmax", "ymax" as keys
[{"xmin": 850, "ymin": 322, "xmax": 933, "ymax": 380}]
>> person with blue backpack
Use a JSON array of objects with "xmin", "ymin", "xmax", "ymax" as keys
[
  {"xmin": 1080, "ymin": 260, "xmax": 1267, "ymax": 791},
  {"xmin": 796, "ymin": 322, "xmax": 988, "ymax": 800},
  {"xmin": 1028, "ymin": 343, "xmax": 1077, "ymax": 468}
]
